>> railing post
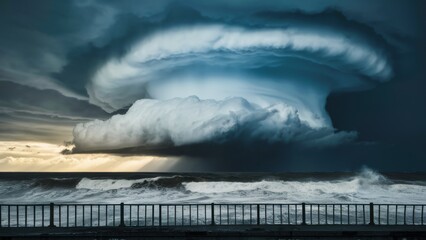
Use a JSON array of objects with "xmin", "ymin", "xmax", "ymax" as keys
[
  {"xmin": 119, "ymin": 203, "xmax": 125, "ymax": 227},
  {"xmin": 49, "ymin": 203, "xmax": 56, "ymax": 227},
  {"xmin": 159, "ymin": 205, "xmax": 162, "ymax": 227},
  {"xmin": 211, "ymin": 203, "xmax": 215, "ymax": 225},
  {"xmin": 257, "ymin": 204, "xmax": 260, "ymax": 225},
  {"xmin": 301, "ymin": 203, "xmax": 306, "ymax": 225},
  {"xmin": 369, "ymin": 202, "xmax": 375, "ymax": 225}
]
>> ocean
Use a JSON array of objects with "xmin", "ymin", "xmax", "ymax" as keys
[{"xmin": 0, "ymin": 168, "xmax": 425, "ymax": 204}]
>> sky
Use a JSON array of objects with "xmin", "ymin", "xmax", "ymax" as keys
[{"xmin": 0, "ymin": 0, "xmax": 425, "ymax": 172}]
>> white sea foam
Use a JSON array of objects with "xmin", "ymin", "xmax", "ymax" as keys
[
  {"xmin": 0, "ymin": 168, "xmax": 425, "ymax": 204},
  {"xmin": 75, "ymin": 177, "xmax": 167, "ymax": 191},
  {"xmin": 183, "ymin": 168, "xmax": 387, "ymax": 195}
]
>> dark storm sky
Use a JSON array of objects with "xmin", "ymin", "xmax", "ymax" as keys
[{"xmin": 0, "ymin": 0, "xmax": 425, "ymax": 171}]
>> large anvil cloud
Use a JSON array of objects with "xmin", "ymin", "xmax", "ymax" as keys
[{"xmin": 73, "ymin": 10, "xmax": 393, "ymax": 152}]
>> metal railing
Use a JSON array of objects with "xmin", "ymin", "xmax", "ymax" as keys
[{"xmin": 0, "ymin": 203, "xmax": 425, "ymax": 227}]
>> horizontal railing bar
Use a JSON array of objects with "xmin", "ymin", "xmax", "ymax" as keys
[
  {"xmin": 3, "ymin": 203, "xmax": 425, "ymax": 206},
  {"xmin": 0, "ymin": 204, "xmax": 50, "ymax": 206}
]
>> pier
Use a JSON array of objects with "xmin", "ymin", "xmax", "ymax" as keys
[{"xmin": 0, "ymin": 203, "xmax": 425, "ymax": 239}]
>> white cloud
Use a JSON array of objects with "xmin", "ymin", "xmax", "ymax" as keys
[
  {"xmin": 89, "ymin": 24, "xmax": 392, "ymax": 112},
  {"xmin": 73, "ymin": 96, "xmax": 356, "ymax": 151}
]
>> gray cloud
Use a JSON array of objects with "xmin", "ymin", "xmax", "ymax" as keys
[
  {"xmin": 0, "ymin": 0, "xmax": 425, "ymax": 170},
  {"xmin": 71, "ymin": 5, "xmax": 393, "ymax": 152},
  {"xmin": 0, "ymin": 81, "xmax": 108, "ymax": 142},
  {"xmin": 0, "ymin": 0, "xmax": 116, "ymax": 98}
]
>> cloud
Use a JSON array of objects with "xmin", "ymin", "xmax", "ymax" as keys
[
  {"xmin": 0, "ymin": 0, "xmax": 116, "ymax": 99},
  {"xmin": 0, "ymin": 1, "xmax": 425, "ymax": 170},
  {"xmin": 0, "ymin": 81, "xmax": 109, "ymax": 143},
  {"xmin": 88, "ymin": 22, "xmax": 393, "ymax": 113},
  {"xmin": 73, "ymin": 96, "xmax": 356, "ymax": 152},
  {"xmin": 0, "ymin": 141, "xmax": 169, "ymax": 172},
  {"xmin": 73, "ymin": 8, "xmax": 392, "ymax": 153},
  {"xmin": 0, "ymin": 81, "xmax": 108, "ymax": 120}
]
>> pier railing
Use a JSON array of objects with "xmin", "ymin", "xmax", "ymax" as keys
[{"xmin": 0, "ymin": 203, "xmax": 424, "ymax": 227}]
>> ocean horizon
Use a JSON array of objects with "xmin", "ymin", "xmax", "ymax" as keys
[{"xmin": 1, "ymin": 168, "xmax": 425, "ymax": 204}]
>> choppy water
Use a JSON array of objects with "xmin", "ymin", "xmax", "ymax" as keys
[{"xmin": 0, "ymin": 168, "xmax": 425, "ymax": 204}]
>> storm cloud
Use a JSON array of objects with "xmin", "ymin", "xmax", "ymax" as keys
[
  {"xmin": 73, "ymin": 4, "xmax": 392, "ymax": 152},
  {"xmin": 1, "ymin": 0, "xmax": 425, "ymax": 171},
  {"xmin": 74, "ymin": 96, "xmax": 357, "ymax": 151}
]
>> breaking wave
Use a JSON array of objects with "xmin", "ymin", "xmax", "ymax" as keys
[
  {"xmin": 75, "ymin": 176, "xmax": 201, "ymax": 190},
  {"xmin": 0, "ymin": 168, "xmax": 425, "ymax": 204},
  {"xmin": 184, "ymin": 167, "xmax": 389, "ymax": 194}
]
